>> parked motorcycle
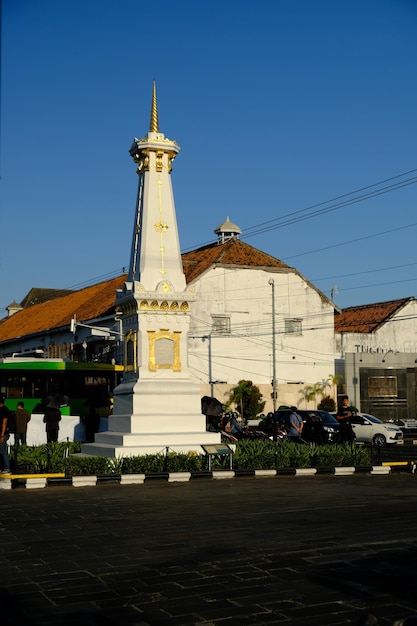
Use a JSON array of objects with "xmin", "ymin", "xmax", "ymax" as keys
[
  {"xmin": 219, "ymin": 411, "xmax": 272, "ymax": 442},
  {"xmin": 221, "ymin": 426, "xmax": 271, "ymax": 443},
  {"xmin": 257, "ymin": 413, "xmax": 288, "ymax": 441}
]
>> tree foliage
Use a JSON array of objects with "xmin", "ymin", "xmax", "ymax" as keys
[
  {"xmin": 227, "ymin": 380, "xmax": 265, "ymax": 420},
  {"xmin": 317, "ymin": 395, "xmax": 336, "ymax": 412}
]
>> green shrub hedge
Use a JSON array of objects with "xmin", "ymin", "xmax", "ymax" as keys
[
  {"xmin": 8, "ymin": 440, "xmax": 371, "ymax": 476},
  {"xmin": 10, "ymin": 442, "xmax": 81, "ymax": 473}
]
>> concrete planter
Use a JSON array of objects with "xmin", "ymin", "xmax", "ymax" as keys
[
  {"xmin": 334, "ymin": 466, "xmax": 356, "ymax": 476},
  {"xmin": 25, "ymin": 478, "xmax": 47, "ymax": 489},
  {"xmin": 72, "ymin": 475, "xmax": 97, "ymax": 487},
  {"xmin": 295, "ymin": 468, "xmax": 317, "ymax": 476},
  {"xmin": 168, "ymin": 472, "xmax": 191, "ymax": 482},
  {"xmin": 371, "ymin": 465, "xmax": 391, "ymax": 475},
  {"xmin": 212, "ymin": 470, "xmax": 235, "ymax": 480},
  {"xmin": 255, "ymin": 469, "xmax": 277, "ymax": 478},
  {"xmin": 120, "ymin": 473, "xmax": 146, "ymax": 485}
]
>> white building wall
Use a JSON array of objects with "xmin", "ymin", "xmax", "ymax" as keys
[{"xmin": 188, "ymin": 265, "xmax": 336, "ymax": 410}]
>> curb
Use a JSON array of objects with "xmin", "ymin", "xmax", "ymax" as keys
[{"xmin": 0, "ymin": 463, "xmax": 415, "ymax": 490}]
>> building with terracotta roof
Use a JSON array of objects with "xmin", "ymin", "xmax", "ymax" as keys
[
  {"xmin": 335, "ymin": 297, "xmax": 417, "ymax": 420},
  {"xmin": 335, "ymin": 297, "xmax": 417, "ymax": 348},
  {"xmin": 183, "ymin": 221, "xmax": 338, "ymax": 410},
  {"xmin": 3, "ymin": 272, "xmax": 417, "ymax": 421},
  {"xmin": 0, "ymin": 223, "xmax": 338, "ymax": 413},
  {"xmin": 0, "ymin": 275, "xmax": 126, "ymax": 362}
]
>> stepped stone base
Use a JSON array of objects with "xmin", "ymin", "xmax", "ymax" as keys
[
  {"xmin": 81, "ymin": 429, "xmax": 220, "ymax": 458},
  {"xmin": 81, "ymin": 374, "xmax": 221, "ymax": 458}
]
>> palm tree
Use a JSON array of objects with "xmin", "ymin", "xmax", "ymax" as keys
[
  {"xmin": 324, "ymin": 374, "xmax": 344, "ymax": 404},
  {"xmin": 299, "ymin": 375, "xmax": 344, "ymax": 408},
  {"xmin": 299, "ymin": 382, "xmax": 324, "ymax": 407}
]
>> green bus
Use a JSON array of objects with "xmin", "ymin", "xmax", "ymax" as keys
[{"xmin": 0, "ymin": 358, "xmax": 123, "ymax": 417}]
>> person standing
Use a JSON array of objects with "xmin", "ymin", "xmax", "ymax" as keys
[
  {"xmin": 0, "ymin": 396, "xmax": 11, "ymax": 474},
  {"xmin": 14, "ymin": 401, "xmax": 31, "ymax": 446},
  {"xmin": 288, "ymin": 406, "xmax": 303, "ymax": 442},
  {"xmin": 43, "ymin": 405, "xmax": 61, "ymax": 443},
  {"xmin": 336, "ymin": 395, "xmax": 356, "ymax": 444}
]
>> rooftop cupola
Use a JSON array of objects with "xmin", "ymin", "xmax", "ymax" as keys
[
  {"xmin": 214, "ymin": 217, "xmax": 242, "ymax": 244},
  {"xmin": 6, "ymin": 301, "xmax": 23, "ymax": 317}
]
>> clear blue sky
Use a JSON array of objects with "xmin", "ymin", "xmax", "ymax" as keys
[{"xmin": 1, "ymin": 0, "xmax": 417, "ymax": 315}]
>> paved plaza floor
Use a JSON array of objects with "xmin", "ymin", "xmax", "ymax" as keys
[{"xmin": 1, "ymin": 474, "xmax": 417, "ymax": 625}]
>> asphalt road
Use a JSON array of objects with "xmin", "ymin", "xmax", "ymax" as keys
[{"xmin": 1, "ymin": 474, "xmax": 417, "ymax": 626}]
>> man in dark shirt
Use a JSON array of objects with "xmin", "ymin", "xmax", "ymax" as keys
[
  {"xmin": 43, "ymin": 405, "xmax": 62, "ymax": 443},
  {"xmin": 336, "ymin": 396, "xmax": 356, "ymax": 444},
  {"xmin": 0, "ymin": 396, "xmax": 11, "ymax": 474}
]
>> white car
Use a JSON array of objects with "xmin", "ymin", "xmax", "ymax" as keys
[
  {"xmin": 350, "ymin": 413, "xmax": 403, "ymax": 446},
  {"xmin": 396, "ymin": 419, "xmax": 417, "ymax": 429}
]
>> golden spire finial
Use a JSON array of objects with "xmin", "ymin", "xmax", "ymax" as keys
[{"xmin": 149, "ymin": 80, "xmax": 159, "ymax": 133}]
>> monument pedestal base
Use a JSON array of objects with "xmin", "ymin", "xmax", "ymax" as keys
[
  {"xmin": 81, "ymin": 376, "xmax": 221, "ymax": 457},
  {"xmin": 81, "ymin": 428, "xmax": 221, "ymax": 457}
]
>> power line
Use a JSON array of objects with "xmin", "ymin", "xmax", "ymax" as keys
[
  {"xmin": 181, "ymin": 168, "xmax": 417, "ymax": 252},
  {"xmin": 240, "ymin": 177, "xmax": 417, "ymax": 239},
  {"xmin": 339, "ymin": 276, "xmax": 417, "ymax": 292},
  {"xmin": 284, "ymin": 221, "xmax": 417, "ymax": 261},
  {"xmin": 242, "ymin": 168, "xmax": 417, "ymax": 235},
  {"xmin": 312, "ymin": 260, "xmax": 417, "ymax": 282},
  {"xmin": 65, "ymin": 268, "xmax": 127, "ymax": 291}
]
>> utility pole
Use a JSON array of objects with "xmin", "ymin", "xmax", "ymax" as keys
[
  {"xmin": 199, "ymin": 334, "xmax": 214, "ymax": 397},
  {"xmin": 208, "ymin": 334, "xmax": 213, "ymax": 397},
  {"xmin": 268, "ymin": 278, "xmax": 277, "ymax": 412}
]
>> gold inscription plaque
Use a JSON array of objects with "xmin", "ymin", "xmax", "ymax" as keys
[{"xmin": 148, "ymin": 329, "xmax": 181, "ymax": 371}]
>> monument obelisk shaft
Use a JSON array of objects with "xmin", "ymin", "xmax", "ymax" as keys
[{"xmin": 82, "ymin": 83, "xmax": 220, "ymax": 457}]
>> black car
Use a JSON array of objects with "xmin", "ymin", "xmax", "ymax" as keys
[{"xmin": 274, "ymin": 409, "xmax": 340, "ymax": 444}]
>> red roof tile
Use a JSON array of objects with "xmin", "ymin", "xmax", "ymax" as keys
[
  {"xmin": 182, "ymin": 238, "xmax": 290, "ymax": 283},
  {"xmin": 0, "ymin": 276, "xmax": 126, "ymax": 343},
  {"xmin": 335, "ymin": 298, "xmax": 413, "ymax": 333}
]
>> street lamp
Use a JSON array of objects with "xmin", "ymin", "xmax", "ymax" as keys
[{"xmin": 268, "ymin": 278, "xmax": 277, "ymax": 412}]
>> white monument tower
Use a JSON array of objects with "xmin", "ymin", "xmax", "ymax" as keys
[{"xmin": 82, "ymin": 83, "xmax": 220, "ymax": 457}]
